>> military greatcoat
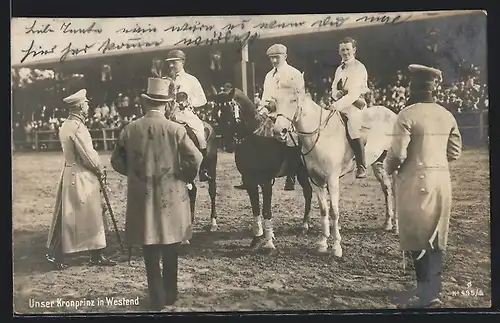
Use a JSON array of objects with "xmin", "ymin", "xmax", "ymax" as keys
[
  {"xmin": 46, "ymin": 114, "xmax": 107, "ymax": 254},
  {"xmin": 386, "ymin": 102, "xmax": 462, "ymax": 251}
]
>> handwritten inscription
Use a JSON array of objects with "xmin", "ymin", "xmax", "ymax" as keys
[
  {"xmin": 60, "ymin": 22, "xmax": 103, "ymax": 34},
  {"xmin": 117, "ymin": 24, "xmax": 157, "ymax": 34},
  {"xmin": 14, "ymin": 14, "xmax": 420, "ymax": 65},
  {"xmin": 311, "ymin": 16, "xmax": 350, "ymax": 28},
  {"xmin": 25, "ymin": 20, "xmax": 54, "ymax": 34},
  {"xmin": 164, "ymin": 21, "xmax": 215, "ymax": 33},
  {"xmin": 221, "ymin": 19, "xmax": 251, "ymax": 32},
  {"xmin": 174, "ymin": 30, "xmax": 259, "ymax": 48},
  {"xmin": 20, "ymin": 40, "xmax": 57, "ymax": 64},
  {"xmin": 98, "ymin": 37, "xmax": 164, "ymax": 54},
  {"xmin": 356, "ymin": 14, "xmax": 412, "ymax": 25},
  {"xmin": 60, "ymin": 43, "xmax": 95, "ymax": 62},
  {"xmin": 254, "ymin": 20, "xmax": 307, "ymax": 29}
]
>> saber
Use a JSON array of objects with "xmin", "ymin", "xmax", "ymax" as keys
[{"xmin": 99, "ymin": 171, "xmax": 124, "ymax": 253}]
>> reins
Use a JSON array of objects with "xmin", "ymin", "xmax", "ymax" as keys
[{"xmin": 276, "ymin": 99, "xmax": 338, "ymax": 188}]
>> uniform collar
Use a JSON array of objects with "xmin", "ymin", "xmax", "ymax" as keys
[
  {"xmin": 145, "ymin": 110, "xmax": 166, "ymax": 118},
  {"xmin": 68, "ymin": 113, "xmax": 85, "ymax": 123}
]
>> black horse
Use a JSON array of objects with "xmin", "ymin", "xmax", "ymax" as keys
[
  {"xmin": 214, "ymin": 88, "xmax": 313, "ymax": 253},
  {"xmin": 214, "ymin": 100, "xmax": 241, "ymax": 153},
  {"xmin": 164, "ymin": 98, "xmax": 219, "ymax": 233}
]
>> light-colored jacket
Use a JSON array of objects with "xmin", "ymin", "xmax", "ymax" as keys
[
  {"xmin": 110, "ymin": 110, "xmax": 203, "ymax": 246},
  {"xmin": 261, "ymin": 62, "xmax": 305, "ymax": 113},
  {"xmin": 331, "ymin": 58, "xmax": 370, "ymax": 110},
  {"xmin": 173, "ymin": 70, "xmax": 207, "ymax": 109},
  {"xmin": 385, "ymin": 102, "xmax": 462, "ymax": 251},
  {"xmin": 46, "ymin": 114, "xmax": 107, "ymax": 254}
]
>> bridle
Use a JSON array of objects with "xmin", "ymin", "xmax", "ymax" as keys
[
  {"xmin": 274, "ymin": 95, "xmax": 338, "ymax": 188},
  {"xmin": 275, "ymin": 95, "xmax": 338, "ymax": 156}
]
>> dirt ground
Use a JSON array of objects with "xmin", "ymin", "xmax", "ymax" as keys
[{"xmin": 12, "ymin": 147, "xmax": 491, "ymax": 314}]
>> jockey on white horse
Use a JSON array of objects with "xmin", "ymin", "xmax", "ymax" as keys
[
  {"xmin": 327, "ymin": 37, "xmax": 371, "ymax": 179},
  {"xmin": 165, "ymin": 49, "xmax": 210, "ymax": 181}
]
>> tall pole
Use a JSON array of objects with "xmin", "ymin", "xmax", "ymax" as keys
[{"xmin": 241, "ymin": 43, "xmax": 249, "ymax": 96}]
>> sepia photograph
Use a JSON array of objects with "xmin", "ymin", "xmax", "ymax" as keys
[{"xmin": 11, "ymin": 10, "xmax": 490, "ymax": 314}]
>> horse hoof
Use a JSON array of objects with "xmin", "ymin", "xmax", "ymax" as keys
[
  {"xmin": 262, "ymin": 248, "xmax": 277, "ymax": 256},
  {"xmin": 209, "ymin": 224, "xmax": 218, "ymax": 232},
  {"xmin": 317, "ymin": 245, "xmax": 329, "ymax": 254},
  {"xmin": 249, "ymin": 236, "xmax": 264, "ymax": 251},
  {"xmin": 332, "ymin": 246, "xmax": 343, "ymax": 258},
  {"xmin": 181, "ymin": 240, "xmax": 190, "ymax": 245}
]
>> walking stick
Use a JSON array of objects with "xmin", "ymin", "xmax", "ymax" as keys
[{"xmin": 99, "ymin": 170, "xmax": 125, "ymax": 253}]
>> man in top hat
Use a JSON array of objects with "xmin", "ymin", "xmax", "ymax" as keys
[
  {"xmin": 111, "ymin": 78, "xmax": 203, "ymax": 311},
  {"xmin": 165, "ymin": 49, "xmax": 211, "ymax": 181},
  {"xmin": 385, "ymin": 64, "xmax": 462, "ymax": 308},
  {"xmin": 261, "ymin": 43, "xmax": 306, "ymax": 191},
  {"xmin": 46, "ymin": 89, "xmax": 116, "ymax": 270},
  {"xmin": 327, "ymin": 37, "xmax": 371, "ymax": 179}
]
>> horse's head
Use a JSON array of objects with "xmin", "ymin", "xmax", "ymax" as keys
[
  {"xmin": 213, "ymin": 87, "xmax": 236, "ymax": 105},
  {"xmin": 272, "ymin": 89, "xmax": 304, "ymax": 142}
]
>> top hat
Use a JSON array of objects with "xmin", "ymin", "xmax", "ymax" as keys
[
  {"xmin": 266, "ymin": 44, "xmax": 287, "ymax": 57},
  {"xmin": 141, "ymin": 78, "xmax": 175, "ymax": 102},
  {"xmin": 63, "ymin": 89, "xmax": 89, "ymax": 107},
  {"xmin": 165, "ymin": 49, "xmax": 186, "ymax": 61}
]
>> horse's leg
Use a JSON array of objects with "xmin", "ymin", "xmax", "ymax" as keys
[
  {"xmin": 371, "ymin": 158, "xmax": 395, "ymax": 232},
  {"xmin": 391, "ymin": 173, "xmax": 399, "ymax": 235},
  {"xmin": 314, "ymin": 185, "xmax": 330, "ymax": 253},
  {"xmin": 246, "ymin": 181, "xmax": 264, "ymax": 249},
  {"xmin": 327, "ymin": 176, "xmax": 342, "ymax": 257},
  {"xmin": 188, "ymin": 182, "xmax": 197, "ymax": 222},
  {"xmin": 183, "ymin": 182, "xmax": 197, "ymax": 245},
  {"xmin": 206, "ymin": 152, "xmax": 218, "ymax": 232},
  {"xmin": 261, "ymin": 181, "xmax": 276, "ymax": 252},
  {"xmin": 296, "ymin": 164, "xmax": 313, "ymax": 235},
  {"xmin": 207, "ymin": 176, "xmax": 218, "ymax": 232}
]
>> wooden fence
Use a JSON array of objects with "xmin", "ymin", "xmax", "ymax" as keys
[{"xmin": 12, "ymin": 110, "xmax": 488, "ymax": 152}]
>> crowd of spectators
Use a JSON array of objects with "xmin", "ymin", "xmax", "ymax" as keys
[{"xmin": 12, "ymin": 62, "xmax": 488, "ymax": 151}]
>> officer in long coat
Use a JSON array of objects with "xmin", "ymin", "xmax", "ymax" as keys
[
  {"xmin": 110, "ymin": 78, "xmax": 203, "ymax": 311},
  {"xmin": 385, "ymin": 64, "xmax": 462, "ymax": 308},
  {"xmin": 46, "ymin": 89, "xmax": 116, "ymax": 269}
]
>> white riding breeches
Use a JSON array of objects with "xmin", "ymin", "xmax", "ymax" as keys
[
  {"xmin": 173, "ymin": 108, "xmax": 207, "ymax": 150},
  {"xmin": 341, "ymin": 105, "xmax": 363, "ymax": 140}
]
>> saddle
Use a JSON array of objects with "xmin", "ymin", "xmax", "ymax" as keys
[{"xmin": 338, "ymin": 109, "xmax": 371, "ymax": 142}]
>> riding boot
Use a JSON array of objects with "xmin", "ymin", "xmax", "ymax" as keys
[
  {"xmin": 46, "ymin": 251, "xmax": 68, "ymax": 270},
  {"xmin": 199, "ymin": 148, "xmax": 211, "ymax": 182},
  {"xmin": 351, "ymin": 138, "xmax": 367, "ymax": 178}
]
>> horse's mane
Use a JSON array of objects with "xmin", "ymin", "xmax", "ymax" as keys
[
  {"xmin": 232, "ymin": 88, "xmax": 258, "ymax": 112},
  {"xmin": 231, "ymin": 88, "xmax": 270, "ymax": 135}
]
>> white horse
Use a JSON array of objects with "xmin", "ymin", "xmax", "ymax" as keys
[{"xmin": 273, "ymin": 93, "xmax": 398, "ymax": 257}]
